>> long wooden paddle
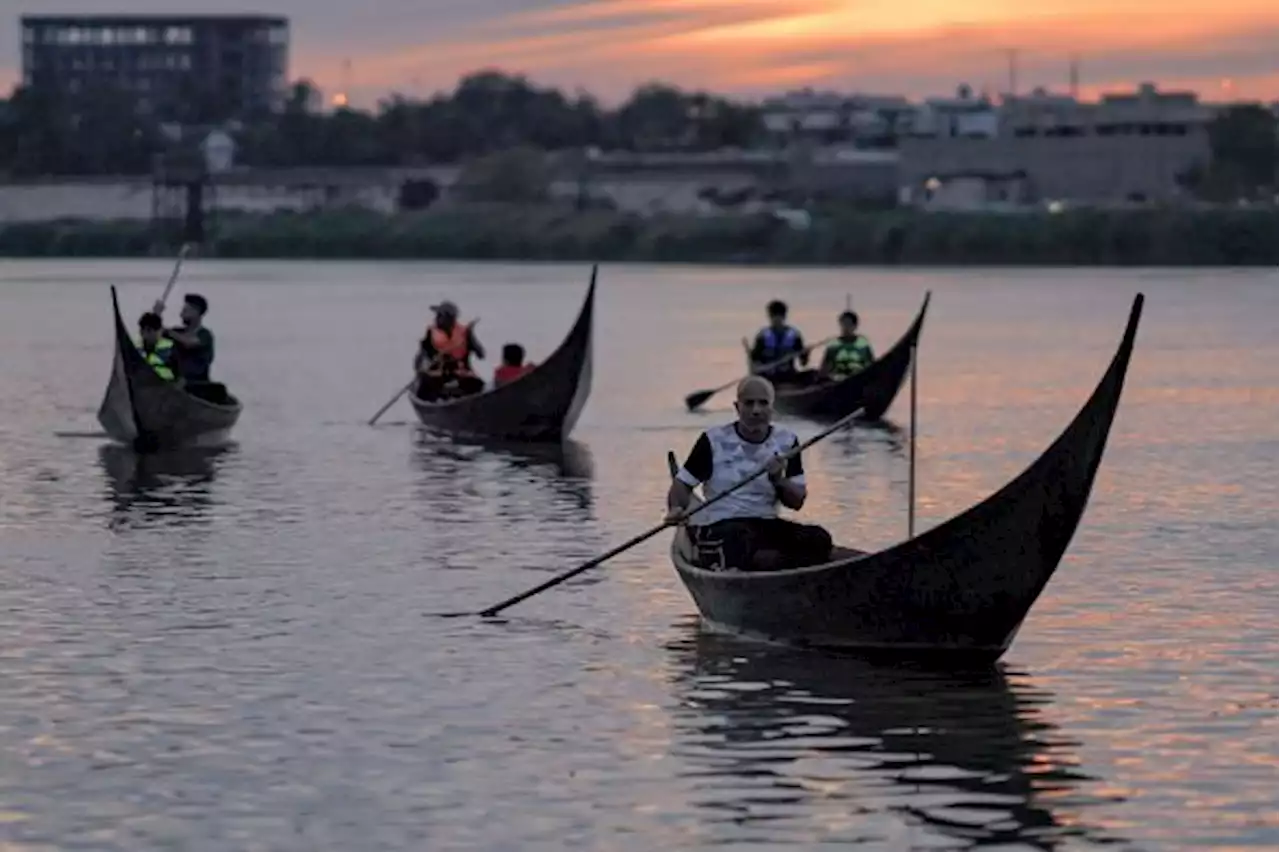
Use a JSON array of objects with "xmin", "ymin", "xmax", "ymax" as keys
[
  {"xmin": 156, "ymin": 242, "xmax": 193, "ymax": 312},
  {"xmin": 476, "ymin": 403, "xmax": 867, "ymax": 618},
  {"xmin": 684, "ymin": 335, "xmax": 835, "ymax": 411},
  {"xmin": 367, "ymin": 318, "xmax": 479, "ymax": 426}
]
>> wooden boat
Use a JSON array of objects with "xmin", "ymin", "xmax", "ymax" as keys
[
  {"xmin": 671, "ymin": 293, "xmax": 1144, "ymax": 665},
  {"xmin": 746, "ymin": 293, "xmax": 930, "ymax": 421},
  {"xmin": 408, "ymin": 271, "xmax": 595, "ymax": 442},
  {"xmin": 97, "ymin": 285, "xmax": 242, "ymax": 452}
]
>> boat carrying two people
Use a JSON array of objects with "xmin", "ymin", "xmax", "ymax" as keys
[
  {"xmin": 413, "ymin": 299, "xmax": 537, "ymax": 402},
  {"xmin": 749, "ymin": 299, "xmax": 875, "ymax": 386},
  {"xmin": 135, "ymin": 291, "xmax": 230, "ymax": 404}
]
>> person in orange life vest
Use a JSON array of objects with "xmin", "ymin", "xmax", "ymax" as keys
[
  {"xmin": 494, "ymin": 343, "xmax": 537, "ymax": 387},
  {"xmin": 415, "ymin": 300, "xmax": 486, "ymax": 400}
]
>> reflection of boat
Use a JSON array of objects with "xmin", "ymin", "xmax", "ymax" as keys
[
  {"xmin": 98, "ymin": 442, "xmax": 231, "ymax": 526},
  {"xmin": 748, "ymin": 293, "xmax": 929, "ymax": 422},
  {"xmin": 408, "ymin": 270, "xmax": 595, "ymax": 442},
  {"xmin": 672, "ymin": 295, "xmax": 1143, "ymax": 664},
  {"xmin": 666, "ymin": 625, "xmax": 1120, "ymax": 849},
  {"xmin": 97, "ymin": 286, "xmax": 242, "ymax": 451},
  {"xmin": 411, "ymin": 433, "xmax": 594, "ymax": 513}
]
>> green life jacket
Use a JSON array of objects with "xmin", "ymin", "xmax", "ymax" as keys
[
  {"xmin": 827, "ymin": 335, "xmax": 873, "ymax": 378},
  {"xmin": 136, "ymin": 336, "xmax": 176, "ymax": 381}
]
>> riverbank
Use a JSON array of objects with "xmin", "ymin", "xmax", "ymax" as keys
[{"xmin": 0, "ymin": 205, "xmax": 1274, "ymax": 266}]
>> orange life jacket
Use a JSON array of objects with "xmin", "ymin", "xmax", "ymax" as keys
[
  {"xmin": 425, "ymin": 322, "xmax": 473, "ymax": 377},
  {"xmin": 494, "ymin": 363, "xmax": 536, "ymax": 387}
]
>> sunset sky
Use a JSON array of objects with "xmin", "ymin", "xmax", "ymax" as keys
[{"xmin": 3, "ymin": 0, "xmax": 1276, "ymax": 105}]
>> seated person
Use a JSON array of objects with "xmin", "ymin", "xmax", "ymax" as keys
[
  {"xmin": 665, "ymin": 375, "xmax": 833, "ymax": 572},
  {"xmin": 416, "ymin": 300, "xmax": 486, "ymax": 400},
  {"xmin": 493, "ymin": 343, "xmax": 537, "ymax": 387},
  {"xmin": 819, "ymin": 311, "xmax": 875, "ymax": 381},
  {"xmin": 136, "ymin": 312, "xmax": 177, "ymax": 381},
  {"xmin": 417, "ymin": 356, "xmax": 486, "ymax": 401},
  {"xmin": 749, "ymin": 299, "xmax": 819, "ymax": 386}
]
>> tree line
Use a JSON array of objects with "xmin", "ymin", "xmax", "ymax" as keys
[
  {"xmin": 0, "ymin": 70, "xmax": 763, "ymax": 177},
  {"xmin": 0, "ymin": 68, "xmax": 1273, "ymax": 203}
]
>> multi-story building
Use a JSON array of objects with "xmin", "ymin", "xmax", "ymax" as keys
[
  {"xmin": 20, "ymin": 14, "xmax": 289, "ymax": 121},
  {"xmin": 900, "ymin": 83, "xmax": 1219, "ymax": 207},
  {"xmin": 761, "ymin": 89, "xmax": 915, "ymax": 148}
]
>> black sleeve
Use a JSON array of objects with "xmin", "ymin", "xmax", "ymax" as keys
[
  {"xmin": 784, "ymin": 436, "xmax": 804, "ymax": 478},
  {"xmin": 748, "ymin": 331, "xmax": 767, "ymax": 363},
  {"xmin": 681, "ymin": 433, "xmax": 714, "ymax": 482}
]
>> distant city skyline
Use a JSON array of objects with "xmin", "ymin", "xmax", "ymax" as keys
[{"xmin": 3, "ymin": 0, "xmax": 1276, "ymax": 106}]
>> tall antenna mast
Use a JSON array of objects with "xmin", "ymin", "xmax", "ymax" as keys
[
  {"xmin": 1068, "ymin": 54, "xmax": 1080, "ymax": 98},
  {"xmin": 1004, "ymin": 48, "xmax": 1019, "ymax": 97}
]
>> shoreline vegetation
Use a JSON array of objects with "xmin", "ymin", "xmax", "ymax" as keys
[{"xmin": 0, "ymin": 205, "xmax": 1274, "ymax": 266}]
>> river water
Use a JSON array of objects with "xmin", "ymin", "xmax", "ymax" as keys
[{"xmin": 0, "ymin": 260, "xmax": 1275, "ymax": 851}]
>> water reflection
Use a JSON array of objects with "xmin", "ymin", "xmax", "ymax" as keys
[
  {"xmin": 830, "ymin": 418, "xmax": 908, "ymax": 458},
  {"xmin": 666, "ymin": 624, "xmax": 1123, "ymax": 849},
  {"xmin": 410, "ymin": 432, "xmax": 595, "ymax": 541},
  {"xmin": 98, "ymin": 443, "xmax": 232, "ymax": 529}
]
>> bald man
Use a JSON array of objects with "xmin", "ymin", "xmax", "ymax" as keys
[{"xmin": 666, "ymin": 375, "xmax": 833, "ymax": 572}]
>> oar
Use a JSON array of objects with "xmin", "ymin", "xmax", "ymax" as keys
[
  {"xmin": 908, "ymin": 342, "xmax": 918, "ymax": 539},
  {"xmin": 367, "ymin": 376, "xmax": 419, "ymax": 426},
  {"xmin": 684, "ymin": 335, "xmax": 836, "ymax": 411},
  {"xmin": 155, "ymin": 242, "xmax": 193, "ymax": 312},
  {"xmin": 476, "ymin": 403, "xmax": 867, "ymax": 618}
]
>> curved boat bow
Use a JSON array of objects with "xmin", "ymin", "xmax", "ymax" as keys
[{"xmin": 673, "ymin": 293, "xmax": 1144, "ymax": 664}]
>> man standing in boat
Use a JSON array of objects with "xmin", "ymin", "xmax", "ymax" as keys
[
  {"xmin": 819, "ymin": 310, "xmax": 875, "ymax": 381},
  {"xmin": 665, "ymin": 375, "xmax": 833, "ymax": 572},
  {"xmin": 416, "ymin": 300, "xmax": 486, "ymax": 399},
  {"xmin": 153, "ymin": 293, "xmax": 215, "ymax": 387},
  {"xmin": 749, "ymin": 300, "xmax": 812, "ymax": 385}
]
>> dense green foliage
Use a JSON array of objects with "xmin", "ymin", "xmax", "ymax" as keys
[
  {"xmin": 1, "ymin": 206, "xmax": 1273, "ymax": 266},
  {"xmin": 0, "ymin": 72, "xmax": 763, "ymax": 177}
]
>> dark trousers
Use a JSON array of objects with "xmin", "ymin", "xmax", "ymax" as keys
[
  {"xmin": 416, "ymin": 374, "xmax": 485, "ymax": 401},
  {"xmin": 692, "ymin": 517, "xmax": 833, "ymax": 572}
]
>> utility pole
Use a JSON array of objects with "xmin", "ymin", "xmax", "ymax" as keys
[
  {"xmin": 1068, "ymin": 54, "xmax": 1080, "ymax": 98},
  {"xmin": 1004, "ymin": 49, "xmax": 1019, "ymax": 98}
]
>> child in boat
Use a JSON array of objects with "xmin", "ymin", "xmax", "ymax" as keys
[{"xmin": 494, "ymin": 343, "xmax": 537, "ymax": 387}]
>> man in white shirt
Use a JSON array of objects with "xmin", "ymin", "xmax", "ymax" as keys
[{"xmin": 665, "ymin": 375, "xmax": 833, "ymax": 571}]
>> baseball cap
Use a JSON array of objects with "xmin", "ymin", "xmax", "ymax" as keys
[{"xmin": 431, "ymin": 300, "xmax": 459, "ymax": 316}]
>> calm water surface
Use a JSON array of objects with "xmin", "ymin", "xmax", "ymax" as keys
[{"xmin": 0, "ymin": 260, "xmax": 1275, "ymax": 851}]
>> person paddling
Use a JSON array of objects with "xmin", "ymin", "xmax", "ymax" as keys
[
  {"xmin": 748, "ymin": 300, "xmax": 810, "ymax": 383},
  {"xmin": 666, "ymin": 375, "xmax": 833, "ymax": 572},
  {"xmin": 416, "ymin": 300, "xmax": 486, "ymax": 399}
]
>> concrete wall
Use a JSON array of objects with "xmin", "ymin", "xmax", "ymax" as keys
[
  {"xmin": 0, "ymin": 157, "xmax": 900, "ymax": 222},
  {"xmin": 899, "ymin": 132, "xmax": 1210, "ymax": 203}
]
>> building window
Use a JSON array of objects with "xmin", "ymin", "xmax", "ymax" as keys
[
  {"xmin": 268, "ymin": 26, "xmax": 288, "ymax": 45},
  {"xmin": 164, "ymin": 27, "xmax": 193, "ymax": 45},
  {"xmin": 22, "ymin": 26, "xmax": 34, "ymax": 44}
]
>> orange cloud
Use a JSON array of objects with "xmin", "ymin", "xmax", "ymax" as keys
[{"xmin": 284, "ymin": 0, "xmax": 1280, "ymax": 104}]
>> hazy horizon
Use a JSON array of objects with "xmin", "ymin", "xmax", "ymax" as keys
[{"xmin": 3, "ymin": 0, "xmax": 1276, "ymax": 107}]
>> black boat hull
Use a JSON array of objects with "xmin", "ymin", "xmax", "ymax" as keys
[
  {"xmin": 408, "ymin": 270, "xmax": 596, "ymax": 443},
  {"xmin": 674, "ymin": 294, "xmax": 1144, "ymax": 662},
  {"xmin": 97, "ymin": 286, "xmax": 242, "ymax": 451}
]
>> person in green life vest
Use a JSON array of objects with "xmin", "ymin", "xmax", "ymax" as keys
[
  {"xmin": 820, "ymin": 311, "xmax": 875, "ymax": 381},
  {"xmin": 136, "ymin": 312, "xmax": 177, "ymax": 381}
]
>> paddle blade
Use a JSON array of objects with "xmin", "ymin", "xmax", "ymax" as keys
[{"xmin": 684, "ymin": 389, "xmax": 715, "ymax": 410}]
